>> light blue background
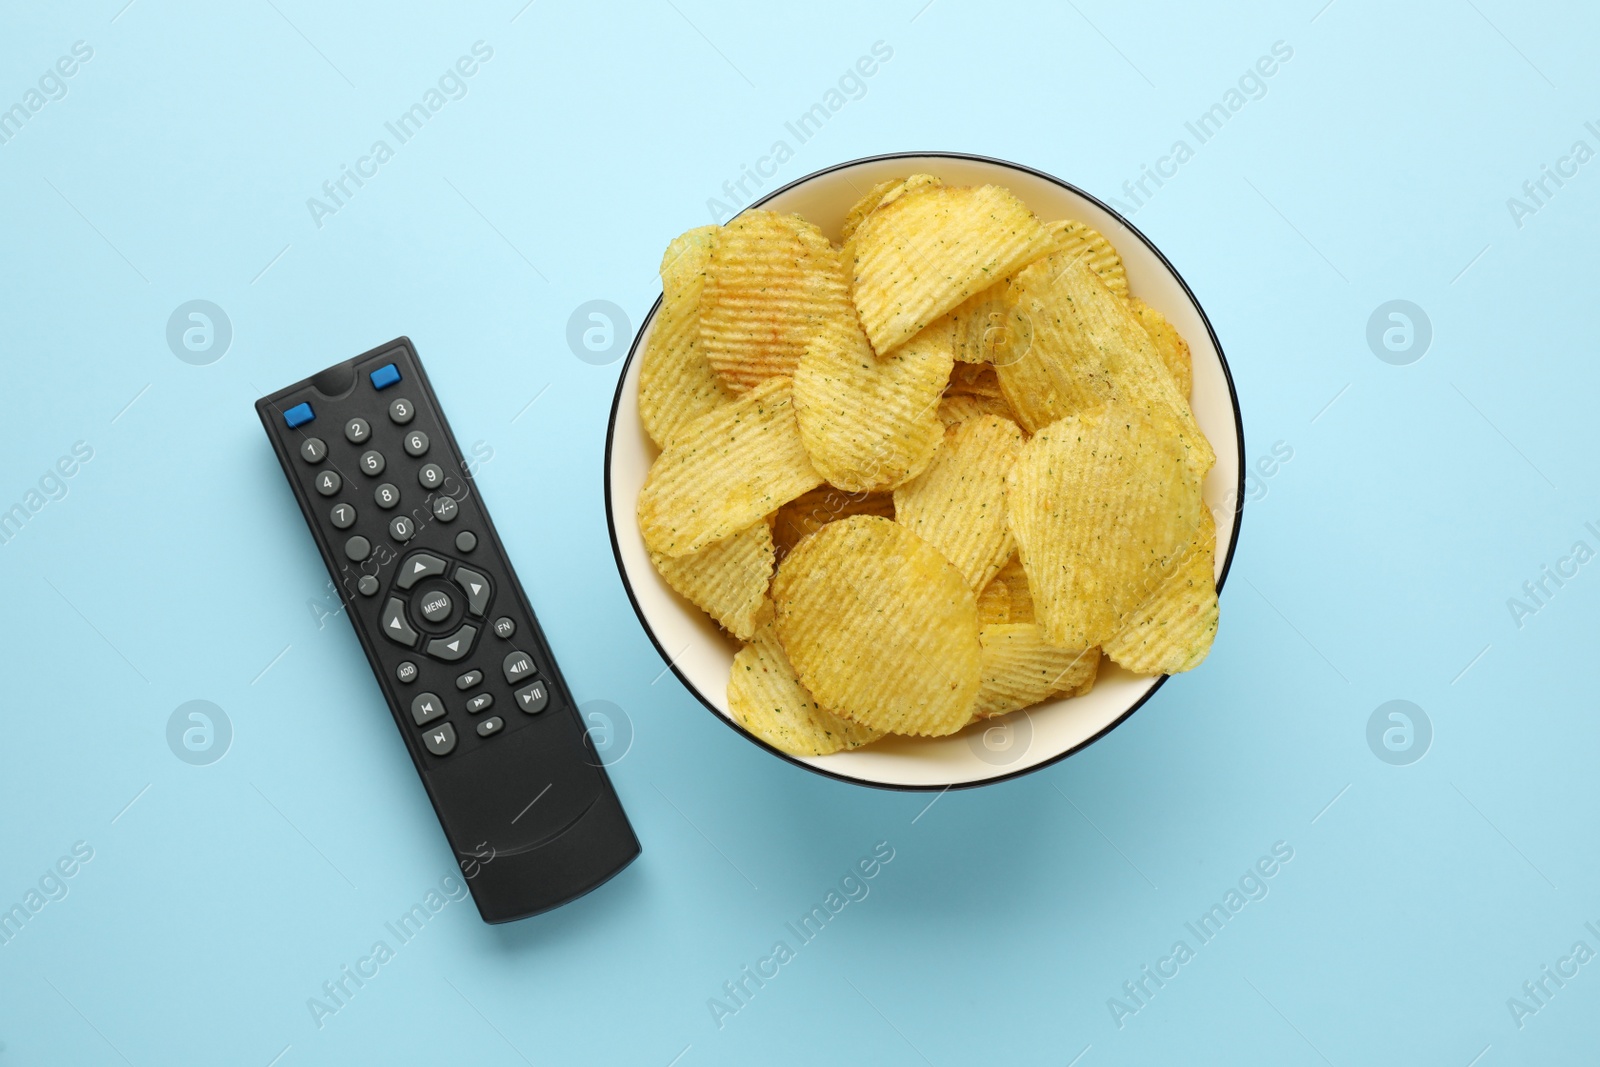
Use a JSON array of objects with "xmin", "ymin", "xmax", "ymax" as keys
[{"xmin": 2, "ymin": 1, "xmax": 1597, "ymax": 1063}]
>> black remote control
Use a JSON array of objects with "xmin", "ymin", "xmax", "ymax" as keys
[{"xmin": 255, "ymin": 338, "xmax": 639, "ymax": 922}]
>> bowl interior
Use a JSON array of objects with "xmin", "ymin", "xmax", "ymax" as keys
[{"xmin": 606, "ymin": 154, "xmax": 1242, "ymax": 789}]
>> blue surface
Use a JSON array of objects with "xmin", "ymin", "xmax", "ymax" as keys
[{"xmin": 2, "ymin": 1, "xmax": 1597, "ymax": 1064}]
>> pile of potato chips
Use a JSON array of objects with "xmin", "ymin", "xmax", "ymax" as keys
[{"xmin": 636, "ymin": 174, "xmax": 1220, "ymax": 758}]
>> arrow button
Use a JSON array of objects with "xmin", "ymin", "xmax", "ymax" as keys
[
  {"xmin": 424, "ymin": 623, "xmax": 477, "ymax": 663},
  {"xmin": 381, "ymin": 598, "xmax": 419, "ymax": 648},
  {"xmin": 453, "ymin": 567, "xmax": 492, "ymax": 616},
  {"xmin": 396, "ymin": 552, "xmax": 448, "ymax": 590}
]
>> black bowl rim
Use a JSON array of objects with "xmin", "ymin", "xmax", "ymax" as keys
[{"xmin": 602, "ymin": 150, "xmax": 1246, "ymax": 792}]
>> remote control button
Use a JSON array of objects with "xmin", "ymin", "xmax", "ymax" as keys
[
  {"xmin": 418, "ymin": 463, "xmax": 444, "ymax": 490},
  {"xmin": 314, "ymin": 470, "xmax": 341, "ymax": 497},
  {"xmin": 390, "ymin": 516, "xmax": 415, "ymax": 543},
  {"xmin": 397, "ymin": 661, "xmax": 419, "ymax": 684},
  {"xmin": 374, "ymin": 483, "xmax": 400, "ymax": 509},
  {"xmin": 410, "ymin": 692, "xmax": 446, "ymax": 726},
  {"xmin": 455, "ymin": 531, "xmax": 477, "ymax": 552},
  {"xmin": 454, "ymin": 568, "xmax": 491, "ymax": 616},
  {"xmin": 388, "ymin": 398, "xmax": 414, "ymax": 424},
  {"xmin": 397, "ymin": 552, "xmax": 448, "ymax": 589},
  {"xmin": 369, "ymin": 363, "xmax": 402, "ymax": 390},
  {"xmin": 403, "ymin": 430, "xmax": 429, "ymax": 457},
  {"xmin": 344, "ymin": 536, "xmax": 370, "ymax": 562},
  {"xmin": 345, "ymin": 417, "xmax": 371, "ymax": 444},
  {"xmin": 465, "ymin": 693, "xmax": 494, "ymax": 715},
  {"xmin": 476, "ymin": 716, "xmax": 504, "ymax": 738},
  {"xmin": 422, "ymin": 722, "xmax": 456, "ymax": 757},
  {"xmin": 455, "ymin": 669, "xmax": 483, "ymax": 691},
  {"xmin": 357, "ymin": 575, "xmax": 379, "ymax": 597},
  {"xmin": 330, "ymin": 502, "xmax": 356, "ymax": 529},
  {"xmin": 432, "ymin": 496, "xmax": 459, "ymax": 523},
  {"xmin": 359, "ymin": 450, "xmax": 385, "ymax": 476},
  {"xmin": 426, "ymin": 623, "xmax": 478, "ymax": 662},
  {"xmin": 300, "ymin": 437, "xmax": 327, "ymax": 463},
  {"xmin": 493, "ymin": 616, "xmax": 515, "ymax": 639},
  {"xmin": 514, "ymin": 680, "xmax": 549, "ymax": 715},
  {"xmin": 419, "ymin": 590, "xmax": 453, "ymax": 623},
  {"xmin": 381, "ymin": 597, "xmax": 420, "ymax": 647},
  {"xmin": 502, "ymin": 650, "xmax": 535, "ymax": 684},
  {"xmin": 284, "ymin": 402, "xmax": 315, "ymax": 428}
]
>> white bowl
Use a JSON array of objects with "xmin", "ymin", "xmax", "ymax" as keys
[{"xmin": 605, "ymin": 153, "xmax": 1243, "ymax": 790}]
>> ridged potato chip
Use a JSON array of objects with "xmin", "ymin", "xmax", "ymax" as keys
[
  {"xmin": 893, "ymin": 414, "xmax": 1023, "ymax": 590},
  {"xmin": 638, "ymin": 376, "xmax": 822, "ymax": 558},
  {"xmin": 972, "ymin": 626, "xmax": 1100, "ymax": 719},
  {"xmin": 792, "ymin": 306, "xmax": 951, "ymax": 492},
  {"xmin": 700, "ymin": 211, "xmax": 853, "ymax": 393},
  {"xmin": 650, "ymin": 519, "xmax": 774, "ymax": 640},
  {"xmin": 773, "ymin": 516, "xmax": 981, "ymax": 736},
  {"xmin": 639, "ymin": 226, "xmax": 731, "ymax": 448},
  {"xmin": 976, "ymin": 573, "xmax": 1011, "ymax": 625},
  {"xmin": 839, "ymin": 174, "xmax": 942, "ymax": 243},
  {"xmin": 1104, "ymin": 508, "xmax": 1218, "ymax": 674},
  {"xmin": 1128, "ymin": 297, "xmax": 1192, "ymax": 399},
  {"xmin": 1047, "ymin": 219, "xmax": 1127, "ymax": 298},
  {"xmin": 946, "ymin": 362, "xmax": 1004, "ymax": 397},
  {"xmin": 937, "ymin": 393, "xmax": 1018, "ymax": 428},
  {"xmin": 729, "ymin": 605, "xmax": 884, "ymax": 755},
  {"xmin": 771, "ymin": 485, "xmax": 894, "ymax": 561},
  {"xmin": 997, "ymin": 252, "xmax": 1214, "ymax": 475},
  {"xmin": 1008, "ymin": 407, "xmax": 1203, "ymax": 648},
  {"xmin": 848, "ymin": 184, "xmax": 1055, "ymax": 355},
  {"xmin": 992, "ymin": 555, "xmax": 1034, "ymax": 623}
]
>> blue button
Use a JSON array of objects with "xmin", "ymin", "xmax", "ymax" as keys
[
  {"xmin": 283, "ymin": 402, "xmax": 315, "ymax": 428},
  {"xmin": 370, "ymin": 364, "xmax": 401, "ymax": 390}
]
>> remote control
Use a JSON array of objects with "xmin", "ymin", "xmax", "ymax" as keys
[{"xmin": 255, "ymin": 338, "xmax": 639, "ymax": 922}]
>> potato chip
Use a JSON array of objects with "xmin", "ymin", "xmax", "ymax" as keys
[
  {"xmin": 946, "ymin": 362, "xmax": 1004, "ymax": 397},
  {"xmin": 993, "ymin": 555, "xmax": 1034, "ymax": 623},
  {"xmin": 638, "ymin": 376, "xmax": 822, "ymax": 557},
  {"xmin": 771, "ymin": 485, "xmax": 894, "ymax": 561},
  {"xmin": 639, "ymin": 226, "xmax": 732, "ymax": 448},
  {"xmin": 1104, "ymin": 508, "xmax": 1218, "ymax": 674},
  {"xmin": 893, "ymin": 414, "xmax": 1023, "ymax": 590},
  {"xmin": 997, "ymin": 252, "xmax": 1214, "ymax": 475},
  {"xmin": 848, "ymin": 184, "xmax": 1055, "ymax": 355},
  {"xmin": 839, "ymin": 174, "xmax": 942, "ymax": 244},
  {"xmin": 773, "ymin": 516, "xmax": 981, "ymax": 736},
  {"xmin": 1047, "ymin": 218, "xmax": 1127, "ymax": 298},
  {"xmin": 1007, "ymin": 407, "xmax": 1203, "ymax": 648},
  {"xmin": 729, "ymin": 605, "xmax": 884, "ymax": 755},
  {"xmin": 792, "ymin": 305, "xmax": 951, "ymax": 492},
  {"xmin": 700, "ymin": 211, "xmax": 853, "ymax": 394},
  {"xmin": 937, "ymin": 393, "xmax": 1017, "ymax": 428},
  {"xmin": 1128, "ymin": 297, "xmax": 1192, "ymax": 399},
  {"xmin": 975, "ymin": 573, "xmax": 1011, "ymax": 625},
  {"xmin": 650, "ymin": 519, "xmax": 773, "ymax": 640},
  {"xmin": 972, "ymin": 626, "xmax": 1100, "ymax": 719}
]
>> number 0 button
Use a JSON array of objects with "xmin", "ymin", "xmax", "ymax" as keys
[
  {"xmin": 404, "ymin": 431, "xmax": 429, "ymax": 457},
  {"xmin": 345, "ymin": 418, "xmax": 371, "ymax": 444},
  {"xmin": 418, "ymin": 464, "xmax": 444, "ymax": 490},
  {"xmin": 390, "ymin": 516, "xmax": 415, "ymax": 542}
]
